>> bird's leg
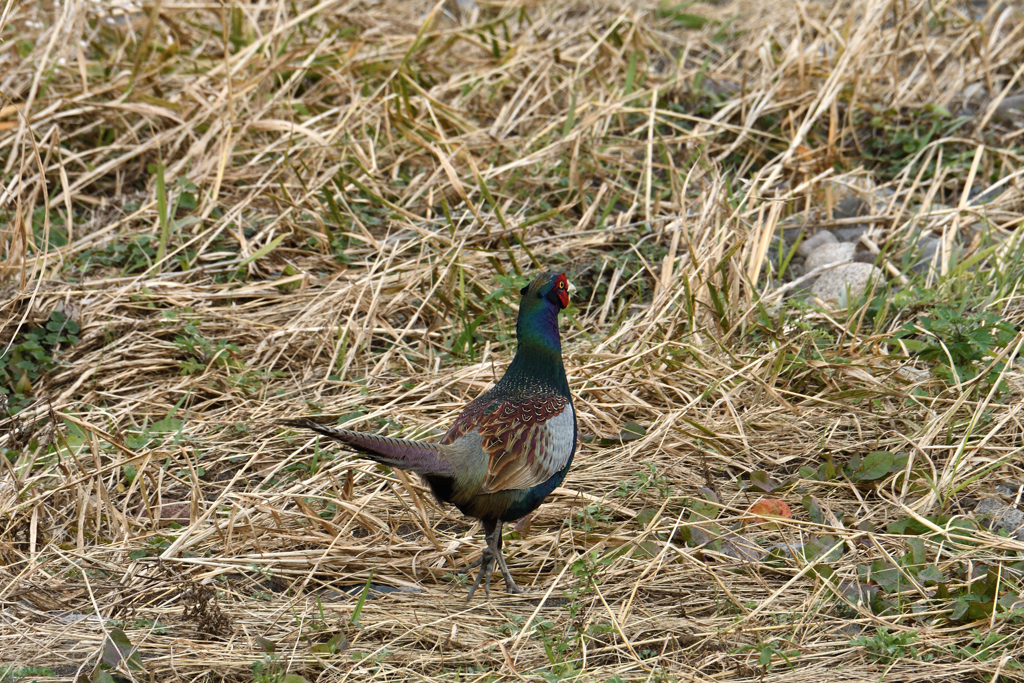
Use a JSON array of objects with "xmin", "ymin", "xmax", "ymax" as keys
[
  {"xmin": 463, "ymin": 521, "xmax": 525, "ymax": 601},
  {"xmin": 464, "ymin": 519, "xmax": 498, "ymax": 602},
  {"xmin": 458, "ymin": 523, "xmax": 492, "ymax": 575},
  {"xmin": 490, "ymin": 523, "xmax": 522, "ymax": 595}
]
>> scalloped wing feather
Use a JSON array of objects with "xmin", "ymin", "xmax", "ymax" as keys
[
  {"xmin": 442, "ymin": 394, "xmax": 575, "ymax": 494},
  {"xmin": 440, "ymin": 392, "xmax": 492, "ymax": 445}
]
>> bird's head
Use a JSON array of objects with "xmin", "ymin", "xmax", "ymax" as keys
[{"xmin": 519, "ymin": 272, "xmax": 577, "ymax": 311}]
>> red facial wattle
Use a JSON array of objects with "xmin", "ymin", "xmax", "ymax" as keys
[{"xmin": 555, "ymin": 274, "xmax": 570, "ymax": 308}]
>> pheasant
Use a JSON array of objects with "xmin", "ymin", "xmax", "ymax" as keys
[{"xmin": 280, "ymin": 272, "xmax": 578, "ymax": 600}]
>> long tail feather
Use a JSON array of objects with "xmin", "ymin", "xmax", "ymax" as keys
[{"xmin": 279, "ymin": 419, "xmax": 454, "ymax": 476}]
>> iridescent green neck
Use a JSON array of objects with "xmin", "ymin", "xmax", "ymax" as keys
[{"xmin": 502, "ymin": 301, "xmax": 568, "ymax": 395}]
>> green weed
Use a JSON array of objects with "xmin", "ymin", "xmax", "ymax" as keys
[
  {"xmin": 252, "ymin": 638, "xmax": 284, "ymax": 683},
  {"xmin": 860, "ymin": 104, "xmax": 973, "ymax": 179},
  {"xmin": 532, "ymin": 548, "xmax": 624, "ymax": 680},
  {"xmin": 172, "ymin": 319, "xmax": 274, "ymax": 391},
  {"xmin": 850, "ymin": 627, "xmax": 920, "ymax": 664},
  {"xmin": 174, "ymin": 321, "xmax": 242, "ymax": 375},
  {"xmin": 572, "ymin": 502, "xmax": 612, "ymax": 533},
  {"xmin": 77, "ymin": 234, "xmax": 159, "ymax": 276},
  {"xmin": 0, "ymin": 311, "xmax": 80, "ymax": 409},
  {"xmin": 890, "ymin": 306, "xmax": 1016, "ymax": 392},
  {"xmin": 801, "ymin": 513, "xmax": 1024, "ymax": 625},
  {"xmin": 615, "ymin": 462, "xmax": 673, "ymax": 499},
  {"xmin": 0, "ymin": 665, "xmax": 56, "ymax": 683},
  {"xmin": 954, "ymin": 630, "xmax": 1021, "ymax": 666},
  {"xmin": 732, "ymin": 639, "xmax": 800, "ymax": 675}
]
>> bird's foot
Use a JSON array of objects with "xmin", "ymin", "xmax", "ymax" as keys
[
  {"xmin": 463, "ymin": 546, "xmax": 521, "ymax": 600},
  {"xmin": 495, "ymin": 552, "xmax": 522, "ymax": 595},
  {"xmin": 464, "ymin": 546, "xmax": 497, "ymax": 602},
  {"xmin": 458, "ymin": 556, "xmax": 484, "ymax": 573},
  {"xmin": 462, "ymin": 521, "xmax": 524, "ymax": 601}
]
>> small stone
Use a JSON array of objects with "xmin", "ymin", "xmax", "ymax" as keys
[
  {"xmin": 853, "ymin": 251, "xmax": 877, "ymax": 264},
  {"xmin": 717, "ymin": 533, "xmax": 765, "ymax": 563},
  {"xmin": 974, "ymin": 498, "xmax": 1024, "ymax": 540},
  {"xmin": 976, "ymin": 497, "xmax": 1008, "ymax": 515},
  {"xmin": 966, "ymin": 185, "xmax": 1003, "ymax": 205},
  {"xmin": 451, "ymin": 0, "xmax": 478, "ymax": 18},
  {"xmin": 896, "ymin": 365, "xmax": 930, "ymax": 383},
  {"xmin": 702, "ymin": 77, "xmax": 740, "ymax": 96},
  {"xmin": 437, "ymin": 0, "xmax": 477, "ymax": 26},
  {"xmin": 52, "ymin": 611, "xmax": 105, "ymax": 625},
  {"xmin": 766, "ymin": 542, "xmax": 804, "ymax": 559},
  {"xmin": 810, "ymin": 263, "xmax": 885, "ymax": 304},
  {"xmin": 912, "ymin": 236, "xmax": 939, "ymax": 274},
  {"xmin": 762, "ymin": 243, "xmax": 782, "ymax": 278},
  {"xmin": 781, "ymin": 221, "xmax": 810, "ymax": 244},
  {"xmin": 869, "ymin": 186, "xmax": 896, "ymax": 212},
  {"xmin": 969, "ymin": 0, "xmax": 1009, "ymax": 22},
  {"xmin": 763, "ymin": 239, "xmax": 804, "ymax": 280},
  {"xmin": 318, "ymin": 589, "xmax": 349, "ymax": 602},
  {"xmin": 796, "ymin": 230, "xmax": 838, "ymax": 258},
  {"xmin": 833, "ymin": 196, "xmax": 870, "ymax": 220},
  {"xmin": 994, "ymin": 481, "xmax": 1024, "ymax": 498},
  {"xmin": 825, "ymin": 178, "xmax": 875, "ymax": 205},
  {"xmin": 836, "ymin": 623, "xmax": 867, "ymax": 638},
  {"xmin": 833, "ymin": 225, "xmax": 872, "ymax": 242},
  {"xmin": 994, "ymin": 93, "xmax": 1024, "ymax": 122},
  {"xmin": 912, "ymin": 237, "xmax": 962, "ymax": 274},
  {"xmin": 831, "ymin": 189, "xmax": 893, "ymax": 242},
  {"xmin": 805, "ymin": 242, "xmax": 856, "ymax": 272}
]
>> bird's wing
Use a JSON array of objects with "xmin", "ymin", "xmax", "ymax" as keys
[
  {"xmin": 441, "ymin": 392, "xmax": 493, "ymax": 444},
  {"xmin": 443, "ymin": 394, "xmax": 575, "ymax": 493}
]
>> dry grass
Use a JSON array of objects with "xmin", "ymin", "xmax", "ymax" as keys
[{"xmin": 2, "ymin": 0, "xmax": 1024, "ymax": 680}]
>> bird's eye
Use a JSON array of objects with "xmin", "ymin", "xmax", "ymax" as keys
[{"xmin": 558, "ymin": 281, "xmax": 565, "ymax": 289}]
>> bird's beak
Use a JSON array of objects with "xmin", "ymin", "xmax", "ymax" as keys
[{"xmin": 566, "ymin": 280, "xmax": 577, "ymax": 296}]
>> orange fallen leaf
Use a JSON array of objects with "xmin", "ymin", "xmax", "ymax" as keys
[{"xmin": 743, "ymin": 499, "xmax": 792, "ymax": 527}]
